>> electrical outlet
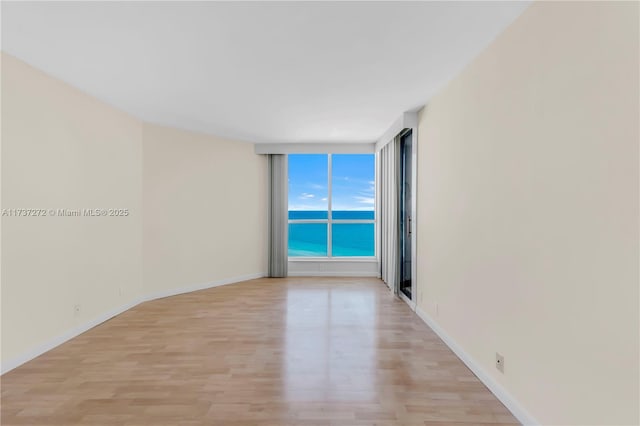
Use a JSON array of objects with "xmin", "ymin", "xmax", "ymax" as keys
[
  {"xmin": 73, "ymin": 304, "xmax": 81, "ymax": 316},
  {"xmin": 496, "ymin": 352, "xmax": 504, "ymax": 373}
]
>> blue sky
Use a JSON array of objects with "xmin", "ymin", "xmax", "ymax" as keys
[{"xmin": 288, "ymin": 154, "xmax": 375, "ymax": 211}]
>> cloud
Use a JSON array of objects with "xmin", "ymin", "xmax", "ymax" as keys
[
  {"xmin": 355, "ymin": 196, "xmax": 375, "ymax": 205},
  {"xmin": 300, "ymin": 193, "xmax": 315, "ymax": 199},
  {"xmin": 289, "ymin": 204, "xmax": 323, "ymax": 211},
  {"xmin": 321, "ymin": 198, "xmax": 328, "ymax": 201}
]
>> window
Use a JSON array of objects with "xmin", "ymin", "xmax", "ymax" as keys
[{"xmin": 288, "ymin": 154, "xmax": 375, "ymax": 257}]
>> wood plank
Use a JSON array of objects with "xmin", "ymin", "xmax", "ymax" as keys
[{"xmin": 1, "ymin": 277, "xmax": 518, "ymax": 425}]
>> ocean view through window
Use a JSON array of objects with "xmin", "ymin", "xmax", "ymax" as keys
[{"xmin": 288, "ymin": 154, "xmax": 375, "ymax": 257}]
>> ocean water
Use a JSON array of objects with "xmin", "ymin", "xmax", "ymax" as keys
[{"xmin": 289, "ymin": 210, "xmax": 375, "ymax": 257}]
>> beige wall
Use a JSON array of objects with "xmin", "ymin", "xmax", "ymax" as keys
[
  {"xmin": 1, "ymin": 53, "xmax": 269, "ymax": 369},
  {"xmin": 142, "ymin": 123, "xmax": 267, "ymax": 296},
  {"xmin": 416, "ymin": 2, "xmax": 639, "ymax": 425},
  {"xmin": 1, "ymin": 53, "xmax": 144, "ymax": 364}
]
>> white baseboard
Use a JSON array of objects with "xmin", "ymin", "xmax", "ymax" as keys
[
  {"xmin": 1, "ymin": 272, "xmax": 266, "ymax": 375},
  {"xmin": 414, "ymin": 306, "xmax": 540, "ymax": 426},
  {"xmin": 0, "ymin": 298, "xmax": 140, "ymax": 375},
  {"xmin": 287, "ymin": 271, "xmax": 379, "ymax": 277}
]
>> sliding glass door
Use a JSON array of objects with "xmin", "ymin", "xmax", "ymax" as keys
[{"xmin": 399, "ymin": 131, "xmax": 412, "ymax": 299}]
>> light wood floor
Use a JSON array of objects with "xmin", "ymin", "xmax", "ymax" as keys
[{"xmin": 1, "ymin": 277, "xmax": 518, "ymax": 425}]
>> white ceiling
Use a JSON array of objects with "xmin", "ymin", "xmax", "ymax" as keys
[{"xmin": 2, "ymin": 1, "xmax": 530, "ymax": 144}]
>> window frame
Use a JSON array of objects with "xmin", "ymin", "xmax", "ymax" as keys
[{"xmin": 288, "ymin": 153, "xmax": 376, "ymax": 259}]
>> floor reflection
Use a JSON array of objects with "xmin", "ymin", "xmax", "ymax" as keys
[{"xmin": 284, "ymin": 286, "xmax": 377, "ymax": 402}]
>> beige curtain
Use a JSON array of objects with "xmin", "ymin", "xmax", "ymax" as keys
[
  {"xmin": 380, "ymin": 138, "xmax": 399, "ymax": 292},
  {"xmin": 268, "ymin": 154, "xmax": 288, "ymax": 277}
]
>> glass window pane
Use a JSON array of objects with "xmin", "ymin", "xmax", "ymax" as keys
[
  {"xmin": 289, "ymin": 223, "xmax": 328, "ymax": 257},
  {"xmin": 288, "ymin": 210, "xmax": 328, "ymax": 220},
  {"xmin": 331, "ymin": 154, "xmax": 375, "ymax": 219},
  {"xmin": 332, "ymin": 210, "xmax": 374, "ymax": 220},
  {"xmin": 288, "ymin": 154, "xmax": 328, "ymax": 218},
  {"xmin": 331, "ymin": 223, "xmax": 375, "ymax": 257}
]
